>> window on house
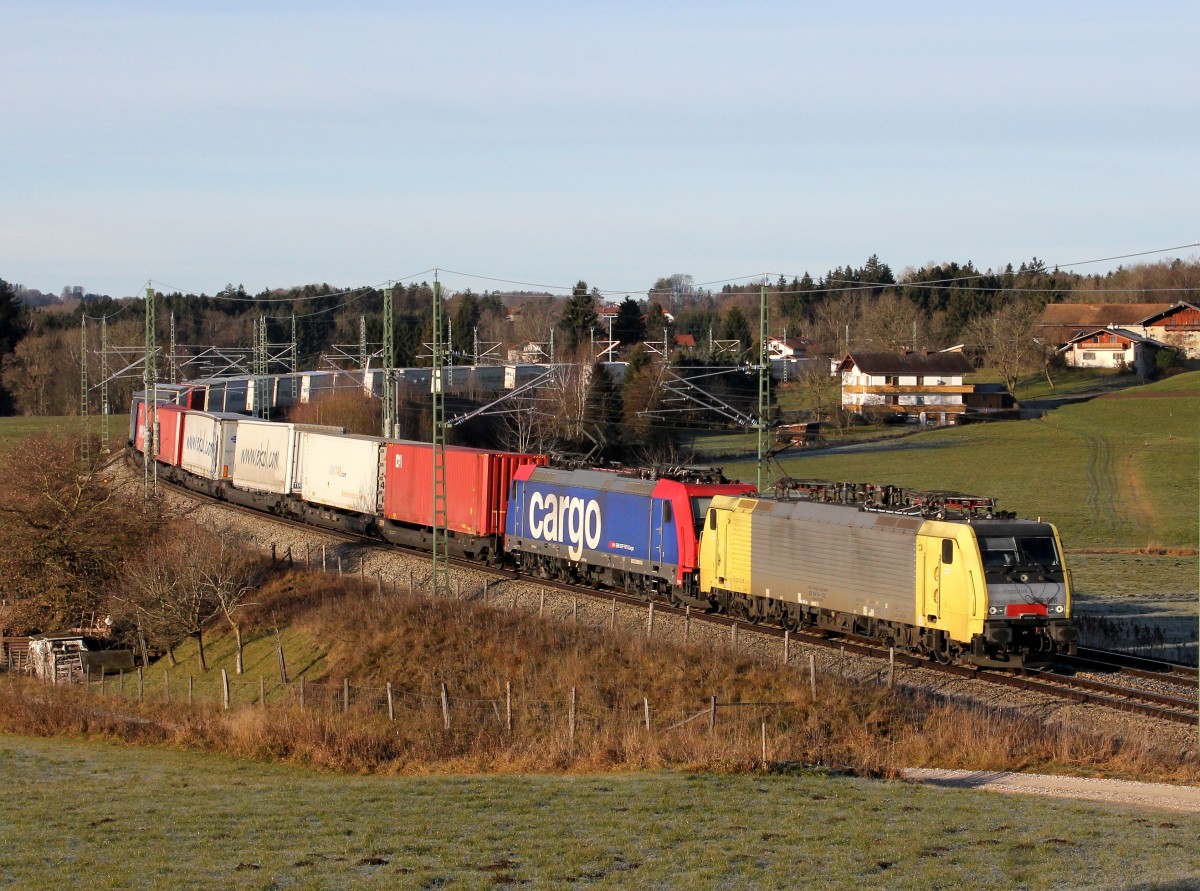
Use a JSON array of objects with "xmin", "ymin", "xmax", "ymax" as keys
[{"xmin": 1082, "ymin": 352, "xmax": 1096, "ymax": 360}]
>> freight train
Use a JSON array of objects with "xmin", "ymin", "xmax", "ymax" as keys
[{"xmin": 130, "ymin": 397, "xmax": 1076, "ymax": 668}]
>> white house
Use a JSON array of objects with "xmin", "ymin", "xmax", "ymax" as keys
[
  {"xmin": 836, "ymin": 350, "xmax": 975, "ymax": 421},
  {"xmin": 1057, "ymin": 327, "xmax": 1168, "ymax": 377}
]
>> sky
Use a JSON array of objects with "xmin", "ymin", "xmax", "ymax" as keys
[{"xmin": 3, "ymin": 0, "xmax": 1198, "ymax": 301}]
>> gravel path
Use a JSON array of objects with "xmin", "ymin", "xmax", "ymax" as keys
[{"xmin": 902, "ymin": 768, "xmax": 1200, "ymax": 813}]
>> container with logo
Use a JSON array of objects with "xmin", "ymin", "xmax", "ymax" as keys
[
  {"xmin": 180, "ymin": 411, "xmax": 242, "ymax": 481},
  {"xmin": 294, "ymin": 431, "xmax": 385, "ymax": 514}
]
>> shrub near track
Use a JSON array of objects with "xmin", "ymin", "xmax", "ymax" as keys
[{"xmin": 3, "ymin": 572, "xmax": 1197, "ymax": 782}]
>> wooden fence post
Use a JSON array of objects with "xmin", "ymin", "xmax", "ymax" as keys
[
  {"xmin": 377, "ymin": 572, "xmax": 383, "ymax": 599},
  {"xmin": 275, "ymin": 628, "xmax": 288, "ymax": 684},
  {"xmin": 644, "ymin": 697, "xmax": 651, "ymax": 732},
  {"xmin": 646, "ymin": 602, "xmax": 655, "ymax": 639},
  {"xmin": 188, "ymin": 675, "xmax": 193, "ymax": 706},
  {"xmin": 343, "ymin": 678, "xmax": 350, "ymax": 713},
  {"xmin": 440, "ymin": 682, "xmax": 451, "ymax": 730},
  {"xmin": 731, "ymin": 622, "xmax": 738, "ymax": 653},
  {"xmin": 321, "ymin": 544, "xmax": 326, "ymax": 573},
  {"xmin": 306, "ymin": 543, "xmax": 311, "ymax": 570},
  {"xmin": 386, "ymin": 682, "xmax": 394, "ymax": 722},
  {"xmin": 783, "ymin": 630, "xmax": 790, "ymax": 665},
  {"xmin": 221, "ymin": 669, "xmax": 230, "ymax": 710},
  {"xmin": 568, "ymin": 687, "xmax": 576, "ymax": 750},
  {"xmin": 685, "ymin": 605, "xmax": 691, "ymax": 642},
  {"xmin": 272, "ymin": 542, "xmax": 277, "ymax": 563},
  {"xmin": 610, "ymin": 597, "xmax": 616, "ymax": 630},
  {"xmin": 809, "ymin": 654, "xmax": 817, "ymax": 701},
  {"xmin": 137, "ymin": 666, "xmax": 144, "ymax": 702},
  {"xmin": 506, "ymin": 681, "xmax": 512, "ymax": 733},
  {"xmin": 761, "ymin": 721, "xmax": 768, "ymax": 769},
  {"xmin": 572, "ymin": 595, "xmax": 578, "ymax": 623},
  {"xmin": 299, "ymin": 676, "xmax": 305, "ymax": 712},
  {"xmin": 888, "ymin": 647, "xmax": 895, "ymax": 689},
  {"xmin": 337, "ymin": 555, "xmax": 343, "ymax": 578},
  {"xmin": 409, "ymin": 568, "xmax": 415, "ymax": 595},
  {"xmin": 539, "ymin": 588, "xmax": 545, "ymax": 618},
  {"xmin": 709, "ymin": 694, "xmax": 717, "ymax": 733}
]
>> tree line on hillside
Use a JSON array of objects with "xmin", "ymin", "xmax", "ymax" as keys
[{"xmin": 2, "ymin": 256, "xmax": 1197, "ymax": 424}]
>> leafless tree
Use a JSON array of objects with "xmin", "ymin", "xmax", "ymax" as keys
[
  {"xmin": 961, "ymin": 298, "xmax": 1046, "ymax": 395},
  {"xmin": 791, "ymin": 358, "xmax": 842, "ymax": 422},
  {"xmin": 195, "ymin": 534, "xmax": 264, "ymax": 674}
]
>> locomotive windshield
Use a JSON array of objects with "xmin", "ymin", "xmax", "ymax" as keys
[{"xmin": 979, "ymin": 535, "xmax": 1061, "ymax": 572}]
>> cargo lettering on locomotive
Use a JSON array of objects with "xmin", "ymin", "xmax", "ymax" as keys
[{"xmin": 526, "ymin": 491, "xmax": 602, "ymax": 560}]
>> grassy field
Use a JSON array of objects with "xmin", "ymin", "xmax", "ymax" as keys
[
  {"xmin": 2, "ymin": 733, "xmax": 1197, "ymax": 890},
  {"xmin": 0, "ymin": 414, "xmax": 129, "ymax": 448},
  {"xmin": 727, "ymin": 371, "xmax": 1199, "ymax": 553}
]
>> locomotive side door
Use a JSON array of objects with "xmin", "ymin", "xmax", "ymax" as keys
[
  {"xmin": 651, "ymin": 499, "xmax": 670, "ymax": 566},
  {"xmin": 919, "ymin": 537, "xmax": 942, "ymax": 624}
]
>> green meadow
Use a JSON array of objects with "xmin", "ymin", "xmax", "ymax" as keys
[{"xmin": 2, "ymin": 734, "xmax": 1198, "ymax": 891}]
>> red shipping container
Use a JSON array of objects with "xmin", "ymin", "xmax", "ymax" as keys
[
  {"xmin": 383, "ymin": 442, "xmax": 546, "ymax": 536},
  {"xmin": 133, "ymin": 402, "xmax": 186, "ymax": 466}
]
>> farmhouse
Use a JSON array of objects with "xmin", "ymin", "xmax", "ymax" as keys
[
  {"xmin": 1057, "ymin": 327, "xmax": 1168, "ymax": 377},
  {"xmin": 767, "ymin": 336, "xmax": 810, "ymax": 360},
  {"xmin": 836, "ymin": 350, "xmax": 975, "ymax": 422},
  {"xmin": 1038, "ymin": 302, "xmax": 1200, "ymax": 359}
]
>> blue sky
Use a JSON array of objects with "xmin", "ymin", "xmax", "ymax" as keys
[{"xmin": 3, "ymin": 0, "xmax": 1197, "ymax": 300}]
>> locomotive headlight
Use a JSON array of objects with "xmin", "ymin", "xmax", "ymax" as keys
[
  {"xmin": 1054, "ymin": 604, "xmax": 1064, "ymax": 614},
  {"xmin": 988, "ymin": 606, "xmax": 999, "ymax": 615}
]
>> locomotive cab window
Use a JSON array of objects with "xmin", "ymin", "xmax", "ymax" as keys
[
  {"xmin": 979, "ymin": 535, "xmax": 1061, "ymax": 572},
  {"xmin": 661, "ymin": 501, "xmax": 672, "ymax": 523},
  {"xmin": 941, "ymin": 539, "xmax": 954, "ymax": 564},
  {"xmin": 708, "ymin": 509, "xmax": 717, "ymax": 531}
]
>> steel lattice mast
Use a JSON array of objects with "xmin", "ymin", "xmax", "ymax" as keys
[
  {"xmin": 144, "ymin": 286, "xmax": 158, "ymax": 497},
  {"xmin": 757, "ymin": 284, "xmax": 769, "ymax": 493},
  {"xmin": 431, "ymin": 276, "xmax": 450, "ymax": 595},
  {"xmin": 382, "ymin": 286, "xmax": 395, "ymax": 438}
]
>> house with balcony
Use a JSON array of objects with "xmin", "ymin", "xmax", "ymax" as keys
[
  {"xmin": 1038, "ymin": 302, "xmax": 1200, "ymax": 359},
  {"xmin": 836, "ymin": 350, "xmax": 975, "ymax": 422},
  {"xmin": 1057, "ymin": 327, "xmax": 1168, "ymax": 377}
]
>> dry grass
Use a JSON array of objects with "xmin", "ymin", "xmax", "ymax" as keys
[{"xmin": 4, "ymin": 571, "xmax": 1197, "ymax": 783}]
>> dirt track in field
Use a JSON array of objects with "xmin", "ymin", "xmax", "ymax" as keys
[{"xmin": 902, "ymin": 769, "xmax": 1200, "ymax": 813}]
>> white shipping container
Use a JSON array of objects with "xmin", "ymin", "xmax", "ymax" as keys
[
  {"xmin": 232, "ymin": 419, "xmax": 302, "ymax": 495},
  {"xmin": 295, "ymin": 431, "xmax": 383, "ymax": 514},
  {"xmin": 180, "ymin": 411, "xmax": 240, "ymax": 480}
]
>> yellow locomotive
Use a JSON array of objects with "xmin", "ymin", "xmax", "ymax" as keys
[{"xmin": 698, "ymin": 485, "xmax": 1077, "ymax": 668}]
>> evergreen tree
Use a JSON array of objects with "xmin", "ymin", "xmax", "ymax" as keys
[
  {"xmin": 612, "ymin": 297, "xmax": 646, "ymax": 345},
  {"xmin": 719, "ymin": 305, "xmax": 752, "ymax": 355},
  {"xmin": 452, "ymin": 291, "xmax": 480, "ymax": 361},
  {"xmin": 583, "ymin": 362, "xmax": 624, "ymax": 456},
  {"xmin": 645, "ymin": 302, "xmax": 671, "ymax": 345},
  {"xmin": 557, "ymin": 280, "xmax": 598, "ymax": 355},
  {"xmin": 0, "ymin": 278, "xmax": 27, "ymax": 414}
]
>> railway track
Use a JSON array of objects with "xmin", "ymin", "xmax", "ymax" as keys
[{"xmin": 158, "ymin": 474, "xmax": 1200, "ymax": 729}]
